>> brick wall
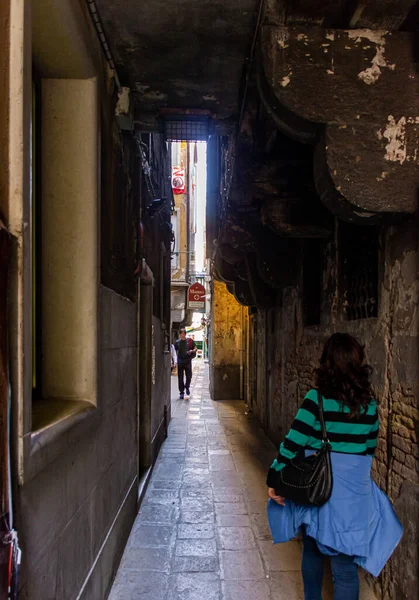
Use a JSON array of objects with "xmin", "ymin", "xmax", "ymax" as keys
[{"xmin": 252, "ymin": 218, "xmax": 419, "ymax": 600}]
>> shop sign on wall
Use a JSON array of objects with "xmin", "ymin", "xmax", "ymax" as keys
[
  {"xmin": 188, "ymin": 282, "xmax": 206, "ymax": 310},
  {"xmin": 171, "ymin": 167, "xmax": 186, "ymax": 194}
]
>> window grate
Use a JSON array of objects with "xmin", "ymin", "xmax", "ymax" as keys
[
  {"xmin": 340, "ymin": 223, "xmax": 379, "ymax": 321},
  {"xmin": 163, "ymin": 116, "xmax": 210, "ymax": 142}
]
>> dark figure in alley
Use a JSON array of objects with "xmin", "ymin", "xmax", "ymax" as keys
[{"xmin": 175, "ymin": 328, "xmax": 196, "ymax": 400}]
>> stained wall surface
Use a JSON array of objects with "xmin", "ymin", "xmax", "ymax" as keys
[
  {"xmin": 17, "ymin": 287, "xmax": 138, "ymax": 599},
  {"xmin": 249, "ymin": 219, "xmax": 419, "ymax": 600},
  {"xmin": 211, "ymin": 280, "xmax": 248, "ymax": 400}
]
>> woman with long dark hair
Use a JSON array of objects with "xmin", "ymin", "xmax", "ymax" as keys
[{"xmin": 266, "ymin": 334, "xmax": 402, "ymax": 600}]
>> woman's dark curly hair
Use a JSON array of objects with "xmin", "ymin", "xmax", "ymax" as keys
[{"xmin": 314, "ymin": 333, "xmax": 374, "ymax": 418}]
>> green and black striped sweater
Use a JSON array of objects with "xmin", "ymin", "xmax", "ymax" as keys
[{"xmin": 269, "ymin": 389, "xmax": 379, "ymax": 475}]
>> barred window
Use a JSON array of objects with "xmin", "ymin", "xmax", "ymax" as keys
[{"xmin": 339, "ymin": 222, "xmax": 379, "ymax": 321}]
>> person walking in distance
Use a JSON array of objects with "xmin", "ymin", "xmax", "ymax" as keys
[{"xmin": 175, "ymin": 328, "xmax": 196, "ymax": 399}]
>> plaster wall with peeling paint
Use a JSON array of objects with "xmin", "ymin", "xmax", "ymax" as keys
[{"xmin": 210, "ymin": 280, "xmax": 248, "ymax": 400}]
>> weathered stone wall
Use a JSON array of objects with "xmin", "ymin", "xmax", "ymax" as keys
[
  {"xmin": 8, "ymin": 8, "xmax": 172, "ymax": 595},
  {"xmin": 252, "ymin": 218, "xmax": 419, "ymax": 600},
  {"xmin": 17, "ymin": 287, "xmax": 138, "ymax": 600},
  {"xmin": 211, "ymin": 280, "xmax": 247, "ymax": 400}
]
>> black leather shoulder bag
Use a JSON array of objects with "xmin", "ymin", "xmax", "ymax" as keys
[{"xmin": 269, "ymin": 390, "xmax": 333, "ymax": 507}]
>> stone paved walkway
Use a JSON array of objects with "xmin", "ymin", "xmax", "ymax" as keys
[{"xmin": 109, "ymin": 363, "xmax": 376, "ymax": 600}]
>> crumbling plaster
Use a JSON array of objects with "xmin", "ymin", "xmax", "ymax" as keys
[{"xmin": 251, "ymin": 219, "xmax": 419, "ymax": 600}]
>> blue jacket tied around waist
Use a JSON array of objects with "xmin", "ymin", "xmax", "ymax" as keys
[{"xmin": 267, "ymin": 452, "xmax": 403, "ymax": 576}]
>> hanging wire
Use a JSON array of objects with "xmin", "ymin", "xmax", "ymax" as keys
[
  {"xmin": 135, "ymin": 135, "xmax": 158, "ymax": 201},
  {"xmin": 237, "ymin": 0, "xmax": 266, "ymax": 132}
]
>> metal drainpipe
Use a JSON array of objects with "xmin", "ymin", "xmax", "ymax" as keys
[{"xmin": 85, "ymin": 0, "xmax": 121, "ymax": 91}]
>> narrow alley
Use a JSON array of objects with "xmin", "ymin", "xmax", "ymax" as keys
[
  {"xmin": 109, "ymin": 364, "xmax": 376, "ymax": 600},
  {"xmin": 1, "ymin": 1, "xmax": 418, "ymax": 599}
]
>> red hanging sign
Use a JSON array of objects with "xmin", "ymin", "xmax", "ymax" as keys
[
  {"xmin": 187, "ymin": 282, "xmax": 206, "ymax": 310},
  {"xmin": 171, "ymin": 167, "xmax": 186, "ymax": 194}
]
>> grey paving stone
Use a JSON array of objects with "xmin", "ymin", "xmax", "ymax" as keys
[
  {"xmin": 160, "ymin": 448, "xmax": 186, "ymax": 456},
  {"xmin": 185, "ymin": 450, "xmax": 208, "ymax": 460},
  {"xmin": 167, "ymin": 573, "xmax": 221, "ymax": 600},
  {"xmin": 183, "ymin": 466, "xmax": 210, "ymax": 477},
  {"xmin": 206, "ymin": 424, "xmax": 225, "ymax": 435},
  {"xmin": 185, "ymin": 451, "xmax": 209, "ymax": 461},
  {"xmin": 214, "ymin": 502, "xmax": 248, "ymax": 516},
  {"xmin": 213, "ymin": 487, "xmax": 244, "ymax": 503},
  {"xmin": 152, "ymin": 480, "xmax": 183, "ymax": 491},
  {"xmin": 209, "ymin": 455, "xmax": 235, "ymax": 471},
  {"xmin": 129, "ymin": 524, "xmax": 175, "ymax": 547},
  {"xmin": 184, "ymin": 456, "xmax": 209, "ymax": 466},
  {"xmin": 180, "ymin": 487, "xmax": 213, "ymax": 499},
  {"xmin": 175, "ymin": 539, "xmax": 217, "ymax": 557},
  {"xmin": 223, "ymin": 580, "xmax": 271, "ymax": 600},
  {"xmin": 153, "ymin": 466, "xmax": 183, "ymax": 481},
  {"xmin": 220, "ymin": 550, "xmax": 265, "ymax": 580},
  {"xmin": 109, "ymin": 572, "xmax": 169, "ymax": 600},
  {"xmin": 247, "ymin": 500, "xmax": 269, "ymax": 514},
  {"xmin": 181, "ymin": 496, "xmax": 213, "ymax": 512},
  {"xmin": 173, "ymin": 556, "xmax": 219, "ymax": 573},
  {"xmin": 180, "ymin": 510, "xmax": 215, "ymax": 524},
  {"xmin": 141, "ymin": 498, "xmax": 180, "ymax": 513},
  {"xmin": 188, "ymin": 422, "xmax": 206, "ymax": 430},
  {"xmin": 186, "ymin": 440, "xmax": 208, "ymax": 448},
  {"xmin": 119, "ymin": 546, "xmax": 172, "ymax": 573},
  {"xmin": 217, "ymin": 514, "xmax": 252, "ymax": 527},
  {"xmin": 210, "ymin": 471, "xmax": 242, "ymax": 489},
  {"xmin": 201, "ymin": 412, "xmax": 217, "ymax": 419},
  {"xmin": 258, "ymin": 540, "xmax": 301, "ymax": 572},
  {"xmin": 177, "ymin": 523, "xmax": 215, "ymax": 539},
  {"xmin": 144, "ymin": 489, "xmax": 179, "ymax": 504},
  {"xmin": 207, "ymin": 436, "xmax": 229, "ymax": 449},
  {"xmin": 138, "ymin": 503, "xmax": 179, "ymax": 524},
  {"xmin": 268, "ymin": 572, "xmax": 305, "ymax": 600},
  {"xmin": 161, "ymin": 440, "xmax": 187, "ymax": 448},
  {"xmin": 182, "ymin": 475, "xmax": 212, "ymax": 489},
  {"xmin": 181, "ymin": 482, "xmax": 213, "ymax": 494},
  {"xmin": 250, "ymin": 513, "xmax": 272, "ymax": 540},
  {"xmin": 242, "ymin": 485, "xmax": 270, "ymax": 504},
  {"xmin": 218, "ymin": 527, "xmax": 256, "ymax": 550}
]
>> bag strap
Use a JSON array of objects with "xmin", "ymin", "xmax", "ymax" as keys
[{"xmin": 317, "ymin": 389, "xmax": 329, "ymax": 443}]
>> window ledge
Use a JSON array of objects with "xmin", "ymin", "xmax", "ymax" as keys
[{"xmin": 20, "ymin": 399, "xmax": 100, "ymax": 484}]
